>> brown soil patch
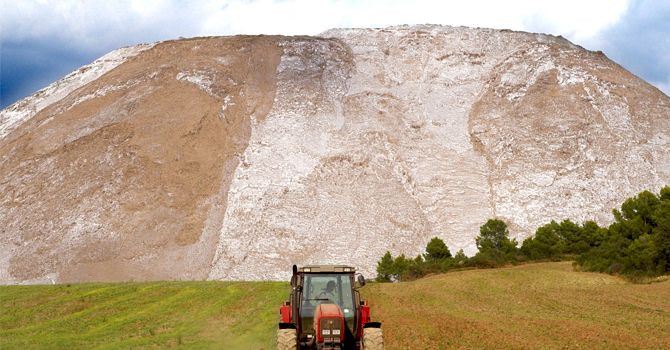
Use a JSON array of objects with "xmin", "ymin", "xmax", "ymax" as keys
[{"xmin": 0, "ymin": 36, "xmax": 283, "ymax": 282}]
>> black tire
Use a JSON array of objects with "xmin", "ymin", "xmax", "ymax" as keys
[
  {"xmin": 363, "ymin": 327, "xmax": 383, "ymax": 350},
  {"xmin": 277, "ymin": 328, "xmax": 298, "ymax": 350}
]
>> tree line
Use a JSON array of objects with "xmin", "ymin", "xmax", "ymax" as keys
[{"xmin": 376, "ymin": 186, "xmax": 670, "ymax": 282}]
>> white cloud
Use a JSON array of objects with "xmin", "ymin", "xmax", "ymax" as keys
[
  {"xmin": 519, "ymin": 0, "xmax": 629, "ymax": 43},
  {"xmin": 195, "ymin": 0, "xmax": 629, "ymax": 44},
  {"xmin": 2, "ymin": 0, "xmax": 629, "ymax": 47},
  {"xmin": 9, "ymin": 0, "xmax": 670, "ymax": 102},
  {"xmin": 0, "ymin": 0, "xmax": 198, "ymax": 50}
]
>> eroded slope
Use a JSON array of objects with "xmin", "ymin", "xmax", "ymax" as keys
[{"xmin": 1, "ymin": 26, "xmax": 669, "ymax": 283}]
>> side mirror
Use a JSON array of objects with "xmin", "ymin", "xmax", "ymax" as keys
[
  {"xmin": 290, "ymin": 264, "xmax": 298, "ymax": 286},
  {"xmin": 357, "ymin": 274, "xmax": 366, "ymax": 287}
]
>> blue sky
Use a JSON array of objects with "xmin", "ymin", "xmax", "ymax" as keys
[{"xmin": 1, "ymin": 0, "xmax": 668, "ymax": 109}]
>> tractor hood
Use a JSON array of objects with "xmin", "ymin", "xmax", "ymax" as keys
[{"xmin": 313, "ymin": 303, "xmax": 345, "ymax": 344}]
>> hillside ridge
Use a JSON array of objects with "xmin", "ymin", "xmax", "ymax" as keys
[{"xmin": 1, "ymin": 25, "xmax": 669, "ymax": 283}]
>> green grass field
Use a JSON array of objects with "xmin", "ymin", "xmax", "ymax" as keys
[
  {"xmin": 0, "ymin": 281, "xmax": 286, "ymax": 349},
  {"xmin": 1, "ymin": 262, "xmax": 669, "ymax": 349}
]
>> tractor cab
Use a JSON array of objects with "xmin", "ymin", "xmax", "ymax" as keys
[
  {"xmin": 278, "ymin": 265, "xmax": 383, "ymax": 350},
  {"xmin": 300, "ymin": 270, "xmax": 356, "ymax": 336}
]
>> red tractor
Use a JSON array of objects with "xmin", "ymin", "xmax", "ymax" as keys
[{"xmin": 277, "ymin": 265, "xmax": 383, "ymax": 349}]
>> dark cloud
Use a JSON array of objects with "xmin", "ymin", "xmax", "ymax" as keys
[
  {"xmin": 596, "ymin": 0, "xmax": 670, "ymax": 94},
  {"xmin": 1, "ymin": 40, "xmax": 101, "ymax": 108},
  {"xmin": 0, "ymin": 1, "xmax": 205, "ymax": 109},
  {"xmin": 1, "ymin": 0, "xmax": 668, "ymax": 109}
]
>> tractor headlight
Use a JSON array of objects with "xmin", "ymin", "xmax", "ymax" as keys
[
  {"xmin": 332, "ymin": 329, "xmax": 341, "ymax": 335},
  {"xmin": 322, "ymin": 329, "xmax": 331, "ymax": 335}
]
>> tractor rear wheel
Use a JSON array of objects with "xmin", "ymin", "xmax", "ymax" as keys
[
  {"xmin": 277, "ymin": 328, "xmax": 297, "ymax": 350},
  {"xmin": 363, "ymin": 327, "xmax": 384, "ymax": 349}
]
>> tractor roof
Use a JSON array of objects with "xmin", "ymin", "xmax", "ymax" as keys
[{"xmin": 298, "ymin": 265, "xmax": 355, "ymax": 273}]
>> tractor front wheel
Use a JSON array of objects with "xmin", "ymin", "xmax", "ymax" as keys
[
  {"xmin": 363, "ymin": 327, "xmax": 384, "ymax": 349},
  {"xmin": 277, "ymin": 328, "xmax": 297, "ymax": 350}
]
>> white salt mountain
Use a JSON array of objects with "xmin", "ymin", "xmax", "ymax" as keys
[{"xmin": 1, "ymin": 25, "xmax": 668, "ymax": 284}]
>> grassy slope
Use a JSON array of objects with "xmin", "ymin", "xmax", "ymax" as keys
[
  {"xmin": 0, "ymin": 281, "xmax": 287, "ymax": 349},
  {"xmin": 1, "ymin": 262, "xmax": 669, "ymax": 349},
  {"xmin": 365, "ymin": 262, "xmax": 670, "ymax": 349}
]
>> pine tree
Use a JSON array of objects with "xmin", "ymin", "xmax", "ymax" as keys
[
  {"xmin": 475, "ymin": 219, "xmax": 517, "ymax": 262},
  {"xmin": 425, "ymin": 237, "xmax": 452, "ymax": 261},
  {"xmin": 652, "ymin": 200, "xmax": 670, "ymax": 273},
  {"xmin": 376, "ymin": 251, "xmax": 394, "ymax": 282}
]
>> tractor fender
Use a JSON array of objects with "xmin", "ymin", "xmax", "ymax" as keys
[{"xmin": 280, "ymin": 303, "xmax": 292, "ymax": 323}]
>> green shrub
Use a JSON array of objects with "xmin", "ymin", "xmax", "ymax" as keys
[
  {"xmin": 474, "ymin": 219, "xmax": 517, "ymax": 265},
  {"xmin": 425, "ymin": 237, "xmax": 452, "ymax": 261},
  {"xmin": 575, "ymin": 186, "xmax": 670, "ymax": 276},
  {"xmin": 376, "ymin": 186, "xmax": 670, "ymax": 281},
  {"xmin": 520, "ymin": 220, "xmax": 606, "ymax": 260},
  {"xmin": 375, "ymin": 237, "xmax": 456, "ymax": 281},
  {"xmin": 376, "ymin": 251, "xmax": 394, "ymax": 282}
]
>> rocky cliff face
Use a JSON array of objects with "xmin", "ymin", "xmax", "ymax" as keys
[{"xmin": 1, "ymin": 25, "xmax": 668, "ymax": 283}]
